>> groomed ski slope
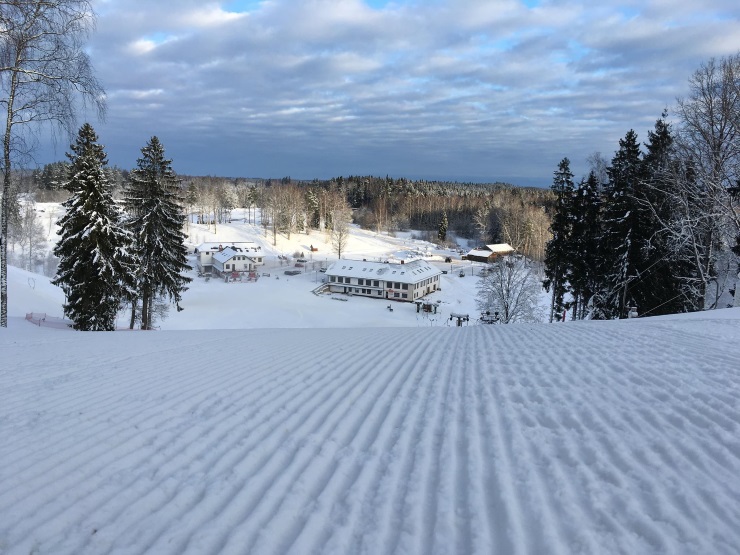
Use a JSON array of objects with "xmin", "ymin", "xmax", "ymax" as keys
[{"xmin": 1, "ymin": 314, "xmax": 739, "ymax": 554}]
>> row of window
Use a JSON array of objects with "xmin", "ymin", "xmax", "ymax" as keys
[
  {"xmin": 348, "ymin": 287, "xmax": 409, "ymax": 299},
  {"xmin": 331, "ymin": 277, "xmax": 418, "ymax": 290}
]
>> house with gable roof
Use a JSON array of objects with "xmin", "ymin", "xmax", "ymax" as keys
[
  {"xmin": 325, "ymin": 259, "xmax": 442, "ymax": 302},
  {"xmin": 194, "ymin": 242, "xmax": 264, "ymax": 276}
]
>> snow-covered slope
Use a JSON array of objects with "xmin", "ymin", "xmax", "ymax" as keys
[{"xmin": 1, "ymin": 313, "xmax": 739, "ymax": 554}]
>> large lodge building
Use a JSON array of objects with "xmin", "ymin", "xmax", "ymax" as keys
[{"xmin": 325, "ymin": 259, "xmax": 442, "ymax": 302}]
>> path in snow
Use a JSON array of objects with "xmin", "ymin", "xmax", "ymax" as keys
[{"xmin": 1, "ymin": 316, "xmax": 739, "ymax": 554}]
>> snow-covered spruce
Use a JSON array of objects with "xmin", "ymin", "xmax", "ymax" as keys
[{"xmin": 52, "ymin": 124, "xmax": 136, "ymax": 331}]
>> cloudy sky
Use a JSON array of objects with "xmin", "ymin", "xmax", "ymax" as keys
[{"xmin": 42, "ymin": 0, "xmax": 740, "ymax": 185}]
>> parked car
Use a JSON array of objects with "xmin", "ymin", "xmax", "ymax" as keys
[{"xmin": 284, "ymin": 270, "xmax": 301, "ymax": 275}]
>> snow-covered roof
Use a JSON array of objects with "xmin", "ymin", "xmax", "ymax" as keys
[
  {"xmin": 326, "ymin": 259, "xmax": 441, "ymax": 283},
  {"xmin": 212, "ymin": 246, "xmax": 261, "ymax": 264},
  {"xmin": 195, "ymin": 241, "xmax": 258, "ymax": 253},
  {"xmin": 485, "ymin": 243, "xmax": 515, "ymax": 253}
]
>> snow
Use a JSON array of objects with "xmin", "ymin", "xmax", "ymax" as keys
[{"xmin": 1, "ymin": 207, "xmax": 739, "ymax": 554}]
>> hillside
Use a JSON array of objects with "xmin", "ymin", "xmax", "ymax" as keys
[
  {"xmin": 1, "ymin": 308, "xmax": 740, "ymax": 553},
  {"xmin": 2, "ymin": 206, "xmax": 739, "ymax": 554}
]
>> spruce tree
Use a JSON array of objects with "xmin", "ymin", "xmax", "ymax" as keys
[
  {"xmin": 123, "ymin": 136, "xmax": 191, "ymax": 330},
  {"xmin": 52, "ymin": 124, "xmax": 135, "ymax": 331},
  {"xmin": 569, "ymin": 171, "xmax": 602, "ymax": 319},
  {"xmin": 543, "ymin": 157, "xmax": 575, "ymax": 322},
  {"xmin": 598, "ymin": 130, "xmax": 645, "ymax": 318},
  {"xmin": 640, "ymin": 114, "xmax": 695, "ymax": 315},
  {"xmin": 438, "ymin": 211, "xmax": 448, "ymax": 242}
]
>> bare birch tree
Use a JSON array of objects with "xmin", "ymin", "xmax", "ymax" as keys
[
  {"xmin": 671, "ymin": 54, "xmax": 740, "ymax": 308},
  {"xmin": 0, "ymin": 0, "xmax": 105, "ymax": 326},
  {"xmin": 331, "ymin": 201, "xmax": 352, "ymax": 260},
  {"xmin": 476, "ymin": 255, "xmax": 544, "ymax": 324}
]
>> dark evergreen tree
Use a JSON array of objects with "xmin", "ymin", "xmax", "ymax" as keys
[
  {"xmin": 597, "ymin": 130, "xmax": 645, "ymax": 318},
  {"xmin": 569, "ymin": 171, "xmax": 602, "ymax": 319},
  {"xmin": 543, "ymin": 158, "xmax": 575, "ymax": 322},
  {"xmin": 438, "ymin": 211, "xmax": 448, "ymax": 242},
  {"xmin": 52, "ymin": 124, "xmax": 135, "ymax": 331},
  {"xmin": 639, "ymin": 114, "xmax": 696, "ymax": 315},
  {"xmin": 306, "ymin": 188, "xmax": 320, "ymax": 230},
  {"xmin": 123, "ymin": 136, "xmax": 191, "ymax": 330}
]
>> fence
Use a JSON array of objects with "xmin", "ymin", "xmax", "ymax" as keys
[{"xmin": 25, "ymin": 312, "xmax": 71, "ymax": 329}]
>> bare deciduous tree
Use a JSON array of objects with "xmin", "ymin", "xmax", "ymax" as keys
[
  {"xmin": 15, "ymin": 201, "xmax": 44, "ymax": 271},
  {"xmin": 1, "ymin": 0, "xmax": 105, "ymax": 326},
  {"xmin": 476, "ymin": 255, "xmax": 544, "ymax": 324},
  {"xmin": 331, "ymin": 202, "xmax": 352, "ymax": 260},
  {"xmin": 671, "ymin": 54, "xmax": 740, "ymax": 308}
]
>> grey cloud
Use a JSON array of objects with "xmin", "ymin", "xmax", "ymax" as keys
[{"xmin": 49, "ymin": 0, "xmax": 739, "ymax": 184}]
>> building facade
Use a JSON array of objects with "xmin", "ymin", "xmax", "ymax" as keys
[{"xmin": 326, "ymin": 259, "xmax": 442, "ymax": 302}]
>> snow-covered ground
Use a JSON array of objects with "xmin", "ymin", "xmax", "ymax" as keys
[
  {"xmin": 13, "ymin": 205, "xmax": 500, "ymax": 329},
  {"xmin": 1, "ymin": 206, "xmax": 739, "ymax": 554}
]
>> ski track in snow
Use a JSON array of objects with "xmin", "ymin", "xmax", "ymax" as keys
[{"xmin": 1, "ymin": 319, "xmax": 740, "ymax": 555}]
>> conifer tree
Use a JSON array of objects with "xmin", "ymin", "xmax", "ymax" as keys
[
  {"xmin": 123, "ymin": 137, "xmax": 191, "ymax": 330},
  {"xmin": 569, "ymin": 171, "xmax": 602, "ymax": 319},
  {"xmin": 438, "ymin": 211, "xmax": 448, "ymax": 242},
  {"xmin": 543, "ymin": 157, "xmax": 575, "ymax": 322},
  {"xmin": 597, "ymin": 130, "xmax": 645, "ymax": 318},
  {"xmin": 639, "ymin": 114, "xmax": 695, "ymax": 315},
  {"xmin": 52, "ymin": 124, "xmax": 135, "ymax": 330}
]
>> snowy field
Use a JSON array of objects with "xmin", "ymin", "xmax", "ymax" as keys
[{"xmin": 1, "ymin": 206, "xmax": 739, "ymax": 554}]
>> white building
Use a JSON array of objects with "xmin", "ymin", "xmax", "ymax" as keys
[
  {"xmin": 194, "ymin": 242, "xmax": 264, "ymax": 275},
  {"xmin": 326, "ymin": 259, "xmax": 442, "ymax": 302}
]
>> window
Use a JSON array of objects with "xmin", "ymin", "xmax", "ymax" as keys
[
  {"xmin": 402, "ymin": 294, "xmax": 407, "ymax": 299},
  {"xmin": 402, "ymin": 284, "xmax": 408, "ymax": 290},
  {"xmin": 225, "ymin": 264, "xmax": 230, "ymax": 270},
  {"xmin": 394, "ymin": 292, "xmax": 400, "ymax": 298},
  {"xmin": 373, "ymin": 280, "xmax": 379, "ymax": 287}
]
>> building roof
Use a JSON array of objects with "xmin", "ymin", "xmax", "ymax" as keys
[
  {"xmin": 485, "ymin": 243, "xmax": 515, "ymax": 253},
  {"xmin": 195, "ymin": 241, "xmax": 258, "ymax": 253},
  {"xmin": 326, "ymin": 259, "xmax": 442, "ymax": 283},
  {"xmin": 212, "ymin": 246, "xmax": 262, "ymax": 264}
]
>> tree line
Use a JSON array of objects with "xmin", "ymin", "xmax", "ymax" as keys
[
  {"xmin": 544, "ymin": 54, "xmax": 740, "ymax": 321},
  {"xmin": 176, "ymin": 174, "xmax": 553, "ymax": 262}
]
